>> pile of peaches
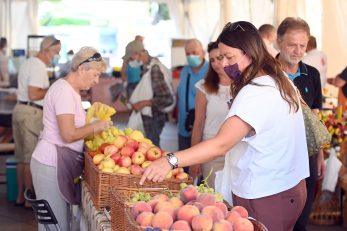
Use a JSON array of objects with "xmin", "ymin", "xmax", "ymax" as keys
[
  {"xmin": 86, "ymin": 128, "xmax": 188, "ymax": 180},
  {"xmin": 130, "ymin": 184, "xmax": 254, "ymax": 231}
]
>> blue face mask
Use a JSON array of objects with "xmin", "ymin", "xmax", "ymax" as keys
[
  {"xmin": 51, "ymin": 54, "xmax": 60, "ymax": 65},
  {"xmin": 187, "ymin": 55, "xmax": 201, "ymax": 68},
  {"xmin": 128, "ymin": 60, "xmax": 143, "ymax": 68},
  {"xmin": 224, "ymin": 63, "xmax": 242, "ymax": 82}
]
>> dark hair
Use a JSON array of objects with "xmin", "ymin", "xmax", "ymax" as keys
[
  {"xmin": 218, "ymin": 21, "xmax": 299, "ymax": 112},
  {"xmin": 277, "ymin": 17, "xmax": 310, "ymax": 39},
  {"xmin": 307, "ymin": 35, "xmax": 317, "ymax": 49},
  {"xmin": 258, "ymin": 24, "xmax": 275, "ymax": 37},
  {"xmin": 0, "ymin": 37, "xmax": 7, "ymax": 49},
  {"xmin": 203, "ymin": 41, "xmax": 220, "ymax": 94}
]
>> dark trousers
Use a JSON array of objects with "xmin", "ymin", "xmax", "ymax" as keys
[
  {"xmin": 178, "ymin": 135, "xmax": 191, "ymax": 173},
  {"xmin": 294, "ymin": 154, "xmax": 318, "ymax": 231},
  {"xmin": 233, "ymin": 180, "xmax": 307, "ymax": 231}
]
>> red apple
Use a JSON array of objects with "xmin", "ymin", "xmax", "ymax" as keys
[
  {"xmin": 100, "ymin": 143, "xmax": 111, "ymax": 154},
  {"xmin": 131, "ymin": 151, "xmax": 146, "ymax": 165},
  {"xmin": 130, "ymin": 165, "xmax": 144, "ymax": 175},
  {"xmin": 104, "ymin": 144, "xmax": 119, "ymax": 156},
  {"xmin": 120, "ymin": 146, "xmax": 135, "ymax": 157},
  {"xmin": 114, "ymin": 135, "xmax": 128, "ymax": 149},
  {"xmin": 88, "ymin": 149, "xmax": 101, "ymax": 158},
  {"xmin": 117, "ymin": 156, "xmax": 132, "ymax": 168},
  {"xmin": 126, "ymin": 139, "xmax": 139, "ymax": 151},
  {"xmin": 110, "ymin": 153, "xmax": 121, "ymax": 164},
  {"xmin": 139, "ymin": 142, "xmax": 152, "ymax": 150},
  {"xmin": 146, "ymin": 146, "xmax": 162, "ymax": 161}
]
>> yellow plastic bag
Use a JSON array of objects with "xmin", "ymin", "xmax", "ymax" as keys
[{"xmin": 86, "ymin": 102, "xmax": 116, "ymax": 123}]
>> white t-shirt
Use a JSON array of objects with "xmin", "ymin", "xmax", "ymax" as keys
[
  {"xmin": 302, "ymin": 49, "xmax": 327, "ymax": 87},
  {"xmin": 32, "ymin": 79, "xmax": 86, "ymax": 167},
  {"xmin": 17, "ymin": 57, "xmax": 49, "ymax": 106},
  {"xmin": 195, "ymin": 79, "xmax": 231, "ymax": 139},
  {"xmin": 226, "ymin": 75, "xmax": 309, "ymax": 199}
]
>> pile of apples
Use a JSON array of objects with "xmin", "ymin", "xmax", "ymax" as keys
[
  {"xmin": 85, "ymin": 127, "xmax": 189, "ymax": 180},
  {"xmin": 130, "ymin": 184, "xmax": 254, "ymax": 231}
]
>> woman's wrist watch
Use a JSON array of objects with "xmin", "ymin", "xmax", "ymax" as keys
[{"xmin": 166, "ymin": 152, "xmax": 178, "ymax": 169}]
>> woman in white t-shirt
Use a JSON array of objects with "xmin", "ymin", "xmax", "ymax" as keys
[
  {"xmin": 189, "ymin": 41, "xmax": 232, "ymax": 188},
  {"xmin": 30, "ymin": 47, "xmax": 112, "ymax": 231},
  {"xmin": 140, "ymin": 21, "xmax": 309, "ymax": 231}
]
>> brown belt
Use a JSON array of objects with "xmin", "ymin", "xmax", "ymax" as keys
[{"xmin": 18, "ymin": 101, "xmax": 43, "ymax": 110}]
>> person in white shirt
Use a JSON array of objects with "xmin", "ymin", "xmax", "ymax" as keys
[
  {"xmin": 0, "ymin": 37, "xmax": 9, "ymax": 87},
  {"xmin": 302, "ymin": 35, "xmax": 328, "ymax": 87},
  {"xmin": 12, "ymin": 36, "xmax": 61, "ymax": 208},
  {"xmin": 258, "ymin": 24, "xmax": 279, "ymax": 57},
  {"xmin": 140, "ymin": 21, "xmax": 309, "ymax": 231}
]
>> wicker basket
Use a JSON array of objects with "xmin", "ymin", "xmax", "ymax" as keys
[
  {"xmin": 122, "ymin": 205, "xmax": 268, "ymax": 231},
  {"xmin": 110, "ymin": 186, "xmax": 179, "ymax": 231},
  {"xmin": 309, "ymin": 188, "xmax": 341, "ymax": 225},
  {"xmin": 84, "ymin": 153, "xmax": 192, "ymax": 210}
]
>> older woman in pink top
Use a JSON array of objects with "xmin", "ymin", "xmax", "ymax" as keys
[{"xmin": 30, "ymin": 47, "xmax": 111, "ymax": 231}]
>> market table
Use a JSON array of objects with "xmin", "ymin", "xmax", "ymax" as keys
[{"xmin": 81, "ymin": 181, "xmax": 111, "ymax": 231}]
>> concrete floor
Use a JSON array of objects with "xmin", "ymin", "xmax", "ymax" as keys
[{"xmin": 0, "ymin": 112, "xmax": 346, "ymax": 230}]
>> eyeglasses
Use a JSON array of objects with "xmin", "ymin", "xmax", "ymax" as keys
[
  {"xmin": 223, "ymin": 22, "xmax": 246, "ymax": 33},
  {"xmin": 78, "ymin": 53, "xmax": 102, "ymax": 67}
]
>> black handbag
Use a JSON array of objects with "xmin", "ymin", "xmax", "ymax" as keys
[{"xmin": 184, "ymin": 74, "xmax": 195, "ymax": 131}]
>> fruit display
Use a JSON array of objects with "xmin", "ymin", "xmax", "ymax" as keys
[
  {"xmin": 85, "ymin": 126, "xmax": 188, "ymax": 180},
  {"xmin": 320, "ymin": 107, "xmax": 347, "ymax": 147},
  {"xmin": 128, "ymin": 184, "xmax": 255, "ymax": 231}
]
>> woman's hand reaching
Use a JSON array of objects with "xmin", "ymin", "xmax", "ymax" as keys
[
  {"xmin": 140, "ymin": 157, "xmax": 172, "ymax": 185},
  {"xmin": 92, "ymin": 120, "xmax": 113, "ymax": 134}
]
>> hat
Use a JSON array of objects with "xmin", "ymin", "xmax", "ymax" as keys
[{"xmin": 122, "ymin": 40, "xmax": 144, "ymax": 60}]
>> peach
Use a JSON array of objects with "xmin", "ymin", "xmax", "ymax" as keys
[
  {"xmin": 172, "ymin": 167, "xmax": 184, "ymax": 176},
  {"xmin": 177, "ymin": 205, "xmax": 200, "ymax": 225},
  {"xmin": 154, "ymin": 201, "xmax": 173, "ymax": 213},
  {"xmin": 201, "ymin": 206, "xmax": 224, "ymax": 222},
  {"xmin": 151, "ymin": 211, "xmax": 173, "ymax": 230},
  {"xmin": 131, "ymin": 201, "xmax": 152, "ymax": 218},
  {"xmin": 232, "ymin": 206, "xmax": 249, "ymax": 218},
  {"xmin": 212, "ymin": 219, "xmax": 234, "ymax": 231},
  {"xmin": 152, "ymin": 193, "xmax": 169, "ymax": 202},
  {"xmin": 180, "ymin": 185, "xmax": 199, "ymax": 203},
  {"xmin": 197, "ymin": 193, "xmax": 216, "ymax": 206},
  {"xmin": 158, "ymin": 207, "xmax": 176, "ymax": 221},
  {"xmin": 171, "ymin": 220, "xmax": 192, "ymax": 231},
  {"xmin": 226, "ymin": 211, "xmax": 241, "ymax": 224},
  {"xmin": 136, "ymin": 211, "xmax": 154, "ymax": 227},
  {"xmin": 191, "ymin": 214, "xmax": 213, "ymax": 231},
  {"xmin": 215, "ymin": 202, "xmax": 228, "ymax": 218},
  {"xmin": 169, "ymin": 196, "xmax": 184, "ymax": 210},
  {"xmin": 147, "ymin": 199, "xmax": 159, "ymax": 211},
  {"xmin": 233, "ymin": 218, "xmax": 254, "ymax": 231},
  {"xmin": 186, "ymin": 201, "xmax": 204, "ymax": 212}
]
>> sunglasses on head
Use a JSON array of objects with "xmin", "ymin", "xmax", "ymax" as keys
[
  {"xmin": 48, "ymin": 38, "xmax": 61, "ymax": 48},
  {"xmin": 78, "ymin": 53, "xmax": 102, "ymax": 67},
  {"xmin": 223, "ymin": 22, "xmax": 246, "ymax": 33}
]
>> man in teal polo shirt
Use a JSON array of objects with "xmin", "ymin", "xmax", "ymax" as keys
[{"xmin": 177, "ymin": 39, "xmax": 209, "ymax": 155}]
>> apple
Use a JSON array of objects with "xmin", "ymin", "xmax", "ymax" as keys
[
  {"xmin": 139, "ymin": 141, "xmax": 152, "ymax": 150},
  {"xmin": 172, "ymin": 167, "xmax": 184, "ymax": 176},
  {"xmin": 114, "ymin": 135, "xmax": 128, "ymax": 149},
  {"xmin": 113, "ymin": 164, "xmax": 120, "ymax": 172},
  {"xmin": 130, "ymin": 165, "xmax": 144, "ymax": 175},
  {"xmin": 137, "ymin": 147, "xmax": 149, "ymax": 154},
  {"xmin": 88, "ymin": 149, "xmax": 101, "ymax": 158},
  {"xmin": 101, "ymin": 168, "xmax": 114, "ymax": 173},
  {"xmin": 110, "ymin": 153, "xmax": 121, "ymax": 164},
  {"xmin": 125, "ymin": 139, "xmax": 139, "ymax": 151},
  {"xmin": 93, "ymin": 154, "xmax": 105, "ymax": 165},
  {"xmin": 104, "ymin": 144, "xmax": 119, "ymax": 156},
  {"xmin": 166, "ymin": 170, "xmax": 173, "ymax": 179},
  {"xmin": 146, "ymin": 146, "xmax": 162, "ymax": 161},
  {"xmin": 175, "ymin": 172, "xmax": 189, "ymax": 180},
  {"xmin": 131, "ymin": 151, "xmax": 146, "ymax": 165},
  {"xmin": 120, "ymin": 146, "xmax": 135, "ymax": 157},
  {"xmin": 102, "ymin": 158, "xmax": 115, "ymax": 169},
  {"xmin": 100, "ymin": 143, "xmax": 111, "ymax": 154},
  {"xmin": 116, "ymin": 167, "xmax": 130, "ymax": 174},
  {"xmin": 141, "ymin": 160, "xmax": 152, "ymax": 169},
  {"xmin": 117, "ymin": 156, "xmax": 132, "ymax": 168}
]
